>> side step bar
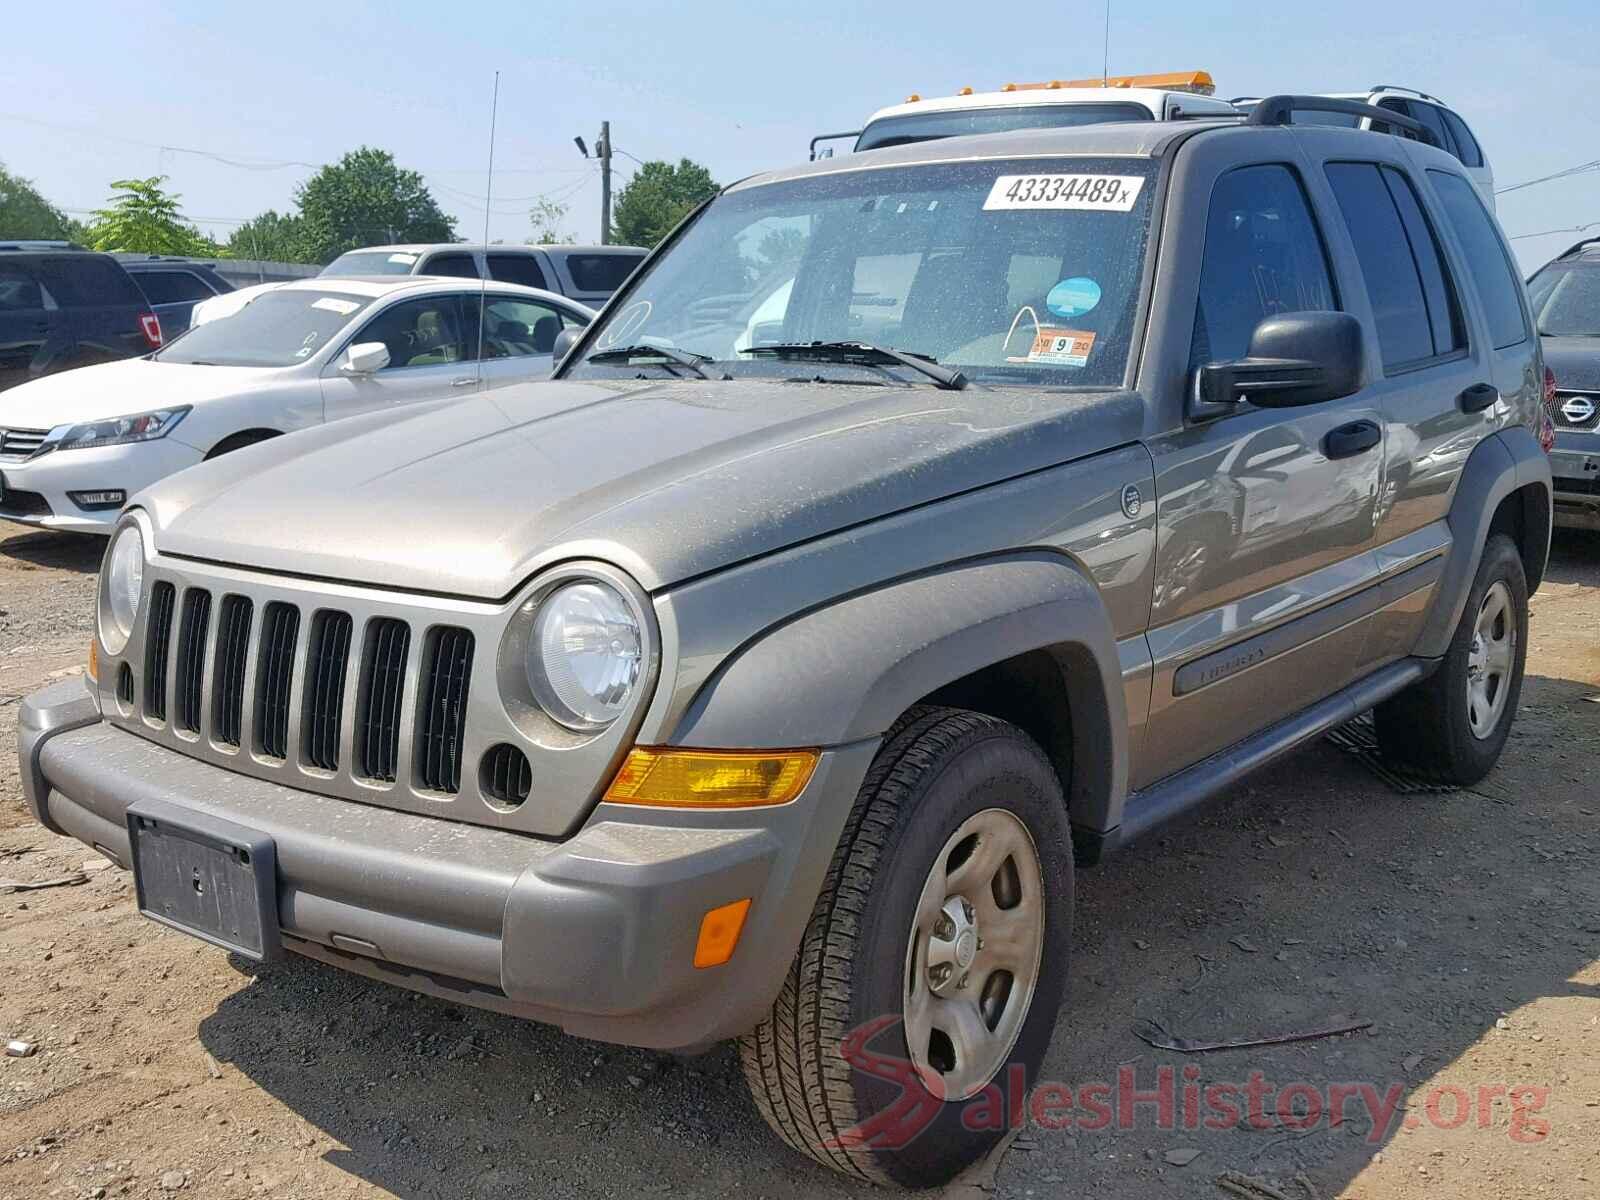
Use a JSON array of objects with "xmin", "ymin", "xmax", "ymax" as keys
[{"xmin": 1079, "ymin": 657, "xmax": 1436, "ymax": 861}]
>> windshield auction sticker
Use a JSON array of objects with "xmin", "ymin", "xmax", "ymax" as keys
[
  {"xmin": 984, "ymin": 174, "xmax": 1144, "ymax": 212},
  {"xmin": 1009, "ymin": 327, "xmax": 1096, "ymax": 367}
]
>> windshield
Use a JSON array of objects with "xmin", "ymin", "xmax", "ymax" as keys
[
  {"xmin": 1527, "ymin": 262, "xmax": 1600, "ymax": 337},
  {"xmin": 321, "ymin": 250, "xmax": 420, "ymax": 277},
  {"xmin": 571, "ymin": 157, "xmax": 1159, "ymax": 390},
  {"xmin": 154, "ymin": 290, "xmax": 371, "ymax": 367},
  {"xmin": 855, "ymin": 104, "xmax": 1153, "ymax": 152}
]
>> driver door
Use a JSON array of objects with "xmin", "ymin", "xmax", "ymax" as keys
[{"xmin": 320, "ymin": 294, "xmax": 478, "ymax": 421}]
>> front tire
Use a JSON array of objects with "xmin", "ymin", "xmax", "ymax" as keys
[
  {"xmin": 1374, "ymin": 533, "xmax": 1528, "ymax": 784},
  {"xmin": 739, "ymin": 706, "xmax": 1073, "ymax": 1188}
]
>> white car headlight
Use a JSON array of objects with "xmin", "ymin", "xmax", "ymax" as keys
[
  {"xmin": 526, "ymin": 581, "xmax": 643, "ymax": 731},
  {"xmin": 100, "ymin": 524, "xmax": 145, "ymax": 655},
  {"xmin": 43, "ymin": 407, "xmax": 190, "ymax": 455}
]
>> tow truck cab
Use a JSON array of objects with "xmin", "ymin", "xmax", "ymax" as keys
[{"xmin": 813, "ymin": 70, "xmax": 1235, "ymax": 158}]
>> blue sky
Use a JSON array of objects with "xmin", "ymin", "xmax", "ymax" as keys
[{"xmin": 4, "ymin": 0, "xmax": 1595, "ymax": 270}]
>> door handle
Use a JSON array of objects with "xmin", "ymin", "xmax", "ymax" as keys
[
  {"xmin": 1324, "ymin": 419, "xmax": 1381, "ymax": 460},
  {"xmin": 1458, "ymin": 382, "xmax": 1499, "ymax": 413},
  {"xmin": 450, "ymin": 377, "xmax": 477, "ymax": 388}
]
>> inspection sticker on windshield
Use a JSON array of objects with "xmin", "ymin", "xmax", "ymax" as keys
[
  {"xmin": 388, "ymin": 253, "xmax": 418, "ymax": 265},
  {"xmin": 984, "ymin": 174, "xmax": 1144, "ymax": 212},
  {"xmin": 312, "ymin": 297, "xmax": 360, "ymax": 315},
  {"xmin": 1010, "ymin": 327, "xmax": 1096, "ymax": 367}
]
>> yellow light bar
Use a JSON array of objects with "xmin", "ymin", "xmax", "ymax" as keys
[
  {"xmin": 694, "ymin": 898, "xmax": 752, "ymax": 968},
  {"xmin": 904, "ymin": 92, "xmax": 922, "ymax": 103},
  {"xmin": 1045, "ymin": 70, "xmax": 1216, "ymax": 95},
  {"xmin": 603, "ymin": 747, "xmax": 819, "ymax": 808}
]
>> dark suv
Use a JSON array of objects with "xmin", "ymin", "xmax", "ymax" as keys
[
  {"xmin": 118, "ymin": 256, "xmax": 234, "ymax": 337},
  {"xmin": 1526, "ymin": 238, "xmax": 1600, "ymax": 531},
  {"xmin": 0, "ymin": 246, "xmax": 161, "ymax": 393}
]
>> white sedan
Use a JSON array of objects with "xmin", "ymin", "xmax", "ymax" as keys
[{"xmin": 0, "ymin": 276, "xmax": 593, "ymax": 533}]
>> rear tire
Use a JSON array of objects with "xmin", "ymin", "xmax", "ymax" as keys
[
  {"xmin": 738, "ymin": 706, "xmax": 1073, "ymax": 1188},
  {"xmin": 1374, "ymin": 534, "xmax": 1528, "ymax": 784}
]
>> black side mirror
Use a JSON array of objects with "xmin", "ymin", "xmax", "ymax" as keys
[
  {"xmin": 1190, "ymin": 311, "xmax": 1364, "ymax": 420},
  {"xmin": 551, "ymin": 326, "xmax": 582, "ymax": 368}
]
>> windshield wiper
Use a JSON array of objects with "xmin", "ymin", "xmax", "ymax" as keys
[
  {"xmin": 738, "ymin": 341, "xmax": 966, "ymax": 390},
  {"xmin": 585, "ymin": 343, "xmax": 715, "ymax": 378}
]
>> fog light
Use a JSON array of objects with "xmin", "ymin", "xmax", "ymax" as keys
[
  {"xmin": 68, "ymin": 489, "xmax": 126, "ymax": 511},
  {"xmin": 602, "ymin": 748, "xmax": 818, "ymax": 808},
  {"xmin": 694, "ymin": 898, "xmax": 752, "ymax": 969}
]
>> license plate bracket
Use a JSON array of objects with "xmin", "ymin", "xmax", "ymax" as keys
[{"xmin": 127, "ymin": 799, "xmax": 282, "ymax": 961}]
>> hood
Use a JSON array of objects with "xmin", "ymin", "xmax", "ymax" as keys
[
  {"xmin": 0, "ymin": 357, "xmax": 285, "ymax": 430},
  {"xmin": 1541, "ymin": 337, "xmax": 1600, "ymax": 393},
  {"xmin": 140, "ymin": 377, "xmax": 1144, "ymax": 598}
]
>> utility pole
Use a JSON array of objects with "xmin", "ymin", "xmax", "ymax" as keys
[{"xmin": 598, "ymin": 121, "xmax": 613, "ymax": 245}]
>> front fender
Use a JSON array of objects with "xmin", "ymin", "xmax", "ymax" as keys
[{"xmin": 671, "ymin": 551, "xmax": 1128, "ymax": 830}]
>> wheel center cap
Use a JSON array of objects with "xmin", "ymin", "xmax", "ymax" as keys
[{"xmin": 955, "ymin": 929, "xmax": 978, "ymax": 969}]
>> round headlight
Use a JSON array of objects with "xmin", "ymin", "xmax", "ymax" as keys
[
  {"xmin": 527, "ymin": 581, "xmax": 643, "ymax": 731},
  {"xmin": 100, "ymin": 524, "xmax": 145, "ymax": 655}
]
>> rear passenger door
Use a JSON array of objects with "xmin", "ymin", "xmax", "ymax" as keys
[
  {"xmin": 38, "ymin": 255, "xmax": 150, "ymax": 367},
  {"xmin": 131, "ymin": 267, "xmax": 219, "ymax": 336},
  {"xmin": 1139, "ymin": 154, "xmax": 1389, "ymax": 787},
  {"xmin": 0, "ymin": 263, "xmax": 68, "ymax": 392}
]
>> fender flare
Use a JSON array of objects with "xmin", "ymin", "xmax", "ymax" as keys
[
  {"xmin": 671, "ymin": 551, "xmax": 1129, "ymax": 831},
  {"xmin": 1415, "ymin": 425, "xmax": 1552, "ymax": 658}
]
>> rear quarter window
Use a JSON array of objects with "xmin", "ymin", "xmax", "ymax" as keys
[
  {"xmin": 1428, "ymin": 171, "xmax": 1529, "ymax": 349},
  {"xmin": 132, "ymin": 270, "xmax": 216, "ymax": 304},
  {"xmin": 1439, "ymin": 109, "xmax": 1484, "ymax": 168},
  {"xmin": 41, "ymin": 256, "xmax": 146, "ymax": 307},
  {"xmin": 566, "ymin": 253, "xmax": 645, "ymax": 293}
]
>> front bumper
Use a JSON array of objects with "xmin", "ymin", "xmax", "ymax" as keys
[
  {"xmin": 0, "ymin": 438, "xmax": 203, "ymax": 532},
  {"xmin": 20, "ymin": 677, "xmax": 876, "ymax": 1050},
  {"xmin": 1550, "ymin": 436, "xmax": 1600, "ymax": 532}
]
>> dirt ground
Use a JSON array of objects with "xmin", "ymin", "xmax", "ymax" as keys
[{"xmin": 2, "ymin": 519, "xmax": 1597, "ymax": 1200}]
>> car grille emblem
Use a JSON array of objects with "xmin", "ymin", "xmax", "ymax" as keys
[{"xmin": 1561, "ymin": 394, "xmax": 1597, "ymax": 425}]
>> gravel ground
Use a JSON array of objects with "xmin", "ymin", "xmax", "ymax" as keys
[{"xmin": 2, "ymin": 520, "xmax": 1597, "ymax": 1200}]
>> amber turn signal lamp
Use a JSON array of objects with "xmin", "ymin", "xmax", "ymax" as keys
[
  {"xmin": 694, "ymin": 898, "xmax": 752, "ymax": 968},
  {"xmin": 603, "ymin": 748, "xmax": 819, "ymax": 808},
  {"xmin": 86, "ymin": 638, "xmax": 99, "ymax": 683}
]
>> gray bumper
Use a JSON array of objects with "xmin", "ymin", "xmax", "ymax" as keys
[
  {"xmin": 1550, "ymin": 439, "xmax": 1600, "ymax": 531},
  {"xmin": 20, "ymin": 677, "xmax": 876, "ymax": 1050}
]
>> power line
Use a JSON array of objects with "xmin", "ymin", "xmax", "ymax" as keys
[
  {"xmin": 1509, "ymin": 221, "xmax": 1600, "ymax": 242},
  {"xmin": 1495, "ymin": 159, "xmax": 1600, "ymax": 196}
]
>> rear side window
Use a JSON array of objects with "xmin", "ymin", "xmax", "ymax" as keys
[
  {"xmin": 1428, "ymin": 171, "xmax": 1529, "ymax": 349},
  {"xmin": 566, "ymin": 253, "xmax": 645, "ymax": 294},
  {"xmin": 1325, "ymin": 163, "xmax": 1461, "ymax": 369},
  {"xmin": 1190, "ymin": 165, "xmax": 1336, "ymax": 367},
  {"xmin": 1372, "ymin": 98, "xmax": 1424, "ymax": 142},
  {"xmin": 1439, "ymin": 109, "xmax": 1484, "ymax": 168},
  {"xmin": 40, "ymin": 256, "xmax": 146, "ymax": 307},
  {"xmin": 486, "ymin": 253, "xmax": 549, "ymax": 290},
  {"xmin": 133, "ymin": 270, "xmax": 215, "ymax": 304},
  {"xmin": 0, "ymin": 264, "xmax": 45, "ymax": 311},
  {"xmin": 423, "ymin": 252, "xmax": 479, "ymax": 279},
  {"xmin": 1406, "ymin": 102, "xmax": 1454, "ymax": 155}
]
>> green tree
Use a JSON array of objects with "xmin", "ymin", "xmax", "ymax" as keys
[
  {"xmin": 227, "ymin": 209, "xmax": 305, "ymax": 262},
  {"xmin": 79, "ymin": 176, "xmax": 224, "ymax": 256},
  {"xmin": 293, "ymin": 147, "xmax": 455, "ymax": 264},
  {"xmin": 527, "ymin": 195, "xmax": 575, "ymax": 245},
  {"xmin": 610, "ymin": 158, "xmax": 719, "ymax": 248},
  {"xmin": 0, "ymin": 162, "xmax": 76, "ymax": 241}
]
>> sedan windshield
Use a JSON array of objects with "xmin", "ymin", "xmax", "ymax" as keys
[
  {"xmin": 1527, "ymin": 263, "xmax": 1600, "ymax": 337},
  {"xmin": 571, "ymin": 157, "xmax": 1159, "ymax": 390},
  {"xmin": 321, "ymin": 250, "xmax": 421, "ymax": 277},
  {"xmin": 154, "ymin": 290, "xmax": 371, "ymax": 367}
]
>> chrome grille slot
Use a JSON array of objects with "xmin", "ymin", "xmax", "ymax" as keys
[
  {"xmin": 211, "ymin": 595, "xmax": 253, "ymax": 748},
  {"xmin": 356, "ymin": 618, "xmax": 410, "ymax": 783},
  {"xmin": 0, "ymin": 426, "xmax": 48, "ymax": 460},
  {"xmin": 302, "ymin": 610, "xmax": 353, "ymax": 772},
  {"xmin": 254, "ymin": 602, "xmax": 300, "ymax": 760},
  {"xmin": 173, "ymin": 588, "xmax": 213, "ymax": 734},
  {"xmin": 415, "ymin": 627, "xmax": 474, "ymax": 794},
  {"xmin": 142, "ymin": 582, "xmax": 176, "ymax": 722}
]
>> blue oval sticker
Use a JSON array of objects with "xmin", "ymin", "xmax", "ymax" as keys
[{"xmin": 1046, "ymin": 276, "xmax": 1102, "ymax": 319}]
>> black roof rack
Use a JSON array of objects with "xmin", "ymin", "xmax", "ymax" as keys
[
  {"xmin": 1245, "ymin": 94, "xmax": 1439, "ymax": 147},
  {"xmin": 0, "ymin": 240, "xmax": 86, "ymax": 252},
  {"xmin": 1228, "ymin": 95, "xmax": 1264, "ymax": 105},
  {"xmin": 1553, "ymin": 237, "xmax": 1600, "ymax": 262},
  {"xmin": 809, "ymin": 130, "xmax": 863, "ymax": 161},
  {"xmin": 1370, "ymin": 84, "xmax": 1440, "ymax": 103}
]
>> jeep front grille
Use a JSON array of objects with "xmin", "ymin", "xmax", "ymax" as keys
[
  {"xmin": 211, "ymin": 596, "xmax": 253, "ymax": 748},
  {"xmin": 302, "ymin": 611, "xmax": 353, "ymax": 772},
  {"xmin": 255, "ymin": 602, "xmax": 300, "ymax": 760},
  {"xmin": 142, "ymin": 582, "xmax": 176, "ymax": 723},
  {"xmin": 415, "ymin": 627, "xmax": 474, "ymax": 794},
  {"xmin": 356, "ymin": 618, "xmax": 410, "ymax": 783},
  {"xmin": 174, "ymin": 588, "xmax": 212, "ymax": 734}
]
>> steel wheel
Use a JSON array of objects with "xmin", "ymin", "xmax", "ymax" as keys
[
  {"xmin": 1466, "ymin": 579, "xmax": 1516, "ymax": 740},
  {"xmin": 902, "ymin": 807, "xmax": 1045, "ymax": 1100}
]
